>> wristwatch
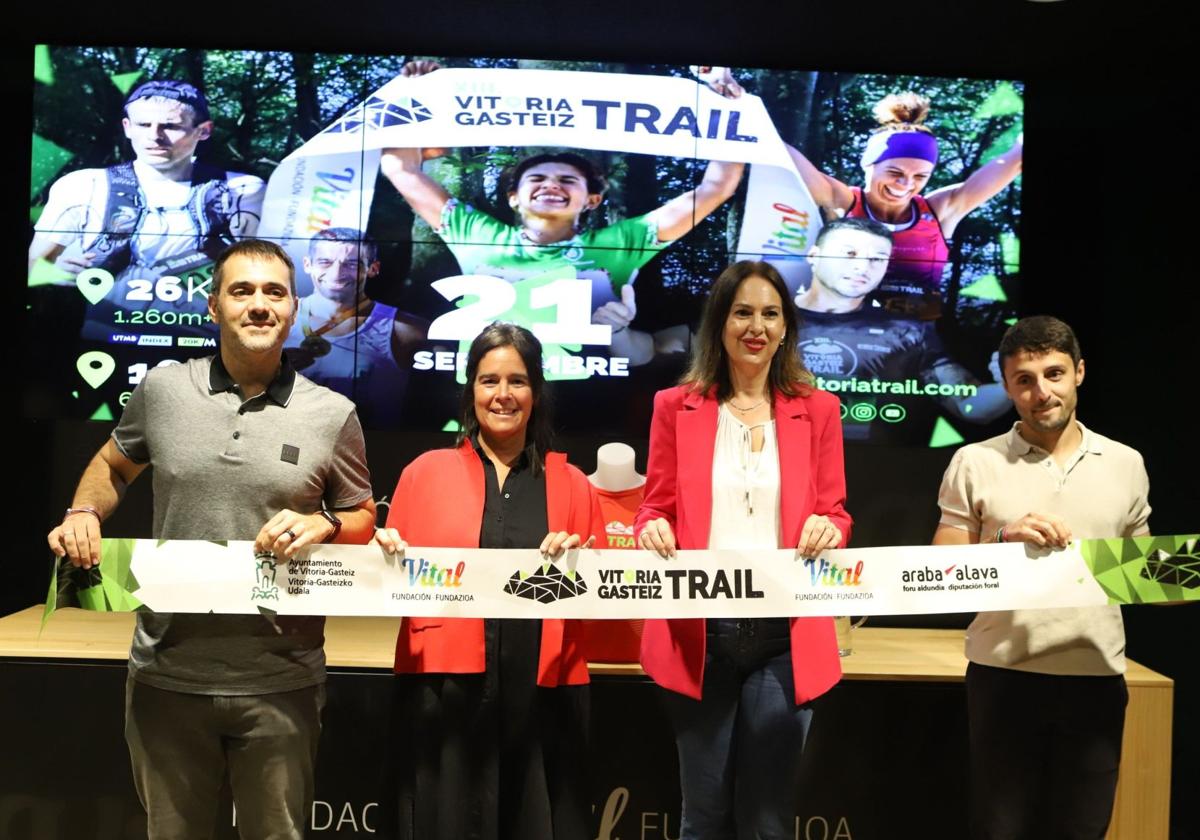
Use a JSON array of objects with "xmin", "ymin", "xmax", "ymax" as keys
[{"xmin": 318, "ymin": 509, "xmax": 342, "ymax": 543}]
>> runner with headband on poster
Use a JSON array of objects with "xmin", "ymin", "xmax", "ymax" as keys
[{"xmin": 781, "ymin": 87, "xmax": 1022, "ymax": 314}]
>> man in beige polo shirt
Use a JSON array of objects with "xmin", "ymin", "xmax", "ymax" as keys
[{"xmin": 933, "ymin": 315, "xmax": 1151, "ymax": 840}]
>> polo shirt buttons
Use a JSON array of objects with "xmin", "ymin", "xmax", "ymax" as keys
[{"xmin": 233, "ymin": 431, "xmax": 241, "ymax": 439}]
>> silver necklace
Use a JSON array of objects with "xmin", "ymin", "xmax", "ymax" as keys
[{"xmin": 727, "ymin": 397, "xmax": 766, "ymax": 413}]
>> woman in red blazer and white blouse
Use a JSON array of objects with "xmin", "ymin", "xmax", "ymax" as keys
[{"xmin": 636, "ymin": 260, "xmax": 852, "ymax": 840}]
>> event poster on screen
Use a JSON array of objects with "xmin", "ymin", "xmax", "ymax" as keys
[{"xmin": 28, "ymin": 47, "xmax": 1022, "ymax": 445}]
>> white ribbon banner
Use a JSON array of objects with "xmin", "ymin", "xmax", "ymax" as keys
[
  {"xmin": 48, "ymin": 536, "xmax": 1200, "ymax": 619},
  {"xmin": 258, "ymin": 67, "xmax": 820, "ymax": 292}
]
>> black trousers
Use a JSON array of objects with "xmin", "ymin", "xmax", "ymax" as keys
[
  {"xmin": 381, "ymin": 619, "xmax": 590, "ymax": 840},
  {"xmin": 966, "ymin": 662, "xmax": 1128, "ymax": 840}
]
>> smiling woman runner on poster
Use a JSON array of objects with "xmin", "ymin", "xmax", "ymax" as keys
[
  {"xmin": 779, "ymin": 86, "xmax": 1022, "ymax": 311},
  {"xmin": 636, "ymin": 260, "xmax": 851, "ymax": 839},
  {"xmin": 372, "ymin": 323, "xmax": 604, "ymax": 840}
]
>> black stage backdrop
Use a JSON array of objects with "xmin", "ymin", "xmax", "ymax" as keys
[{"xmin": 9, "ymin": 2, "xmax": 1197, "ymax": 838}]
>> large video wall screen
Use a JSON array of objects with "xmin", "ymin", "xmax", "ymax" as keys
[{"xmin": 28, "ymin": 47, "xmax": 1022, "ymax": 445}]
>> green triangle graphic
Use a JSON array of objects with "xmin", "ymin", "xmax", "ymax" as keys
[
  {"xmin": 928, "ymin": 417, "xmax": 965, "ymax": 448},
  {"xmin": 1085, "ymin": 541, "xmax": 1120, "ymax": 575},
  {"xmin": 441, "ymin": 419, "xmax": 461, "ymax": 433},
  {"xmin": 101, "ymin": 567, "xmax": 129, "ymax": 611},
  {"xmin": 979, "ymin": 125, "xmax": 1023, "ymax": 169},
  {"xmin": 1093, "ymin": 568, "xmax": 1135, "ymax": 603},
  {"xmin": 31, "ymin": 132, "xmax": 75, "ymax": 198},
  {"xmin": 107, "ymin": 540, "xmax": 137, "ymax": 603},
  {"xmin": 974, "ymin": 82, "xmax": 1024, "ymax": 119},
  {"xmin": 960, "ymin": 274, "xmax": 1008, "ymax": 302},
  {"xmin": 33, "ymin": 45, "xmax": 54, "ymax": 85},
  {"xmin": 90, "ymin": 403, "xmax": 115, "ymax": 422},
  {"xmin": 1123, "ymin": 572, "xmax": 1166, "ymax": 605},
  {"xmin": 28, "ymin": 256, "xmax": 75, "ymax": 287},
  {"xmin": 41, "ymin": 559, "xmax": 59, "ymax": 629},
  {"xmin": 1001, "ymin": 233, "xmax": 1020, "ymax": 270},
  {"xmin": 110, "ymin": 71, "xmax": 144, "ymax": 95},
  {"xmin": 1120, "ymin": 538, "xmax": 1147, "ymax": 564},
  {"xmin": 1004, "ymin": 317, "xmax": 1018, "ymax": 326},
  {"xmin": 78, "ymin": 583, "xmax": 109, "ymax": 612}
]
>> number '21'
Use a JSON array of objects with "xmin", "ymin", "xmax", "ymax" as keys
[{"xmin": 426, "ymin": 276, "xmax": 612, "ymax": 346}]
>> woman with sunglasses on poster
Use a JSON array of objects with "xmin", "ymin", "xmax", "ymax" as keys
[
  {"xmin": 373, "ymin": 323, "xmax": 604, "ymax": 840},
  {"xmin": 636, "ymin": 260, "xmax": 851, "ymax": 839}
]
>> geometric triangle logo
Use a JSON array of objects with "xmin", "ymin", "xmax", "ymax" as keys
[
  {"xmin": 364, "ymin": 95, "xmax": 433, "ymax": 128},
  {"xmin": 323, "ymin": 96, "xmax": 434, "ymax": 134},
  {"xmin": 503, "ymin": 563, "xmax": 587, "ymax": 603}
]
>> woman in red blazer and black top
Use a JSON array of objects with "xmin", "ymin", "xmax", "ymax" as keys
[
  {"xmin": 374, "ymin": 323, "xmax": 604, "ymax": 840},
  {"xmin": 636, "ymin": 260, "xmax": 852, "ymax": 840}
]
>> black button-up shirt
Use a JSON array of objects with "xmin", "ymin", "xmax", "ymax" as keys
[{"xmin": 475, "ymin": 438, "xmax": 548, "ymax": 549}]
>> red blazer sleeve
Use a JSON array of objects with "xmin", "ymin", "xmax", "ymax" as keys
[
  {"xmin": 384, "ymin": 462, "xmax": 417, "ymax": 535},
  {"xmin": 562, "ymin": 462, "xmax": 606, "ymax": 546},
  {"xmin": 812, "ymin": 390, "xmax": 853, "ymax": 545},
  {"xmin": 634, "ymin": 387, "xmax": 679, "ymax": 538}
]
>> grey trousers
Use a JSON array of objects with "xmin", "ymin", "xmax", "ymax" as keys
[{"xmin": 125, "ymin": 675, "xmax": 325, "ymax": 840}]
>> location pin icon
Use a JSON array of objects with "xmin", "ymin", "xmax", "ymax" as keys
[
  {"xmin": 77, "ymin": 351, "xmax": 116, "ymax": 389},
  {"xmin": 76, "ymin": 268, "xmax": 115, "ymax": 305}
]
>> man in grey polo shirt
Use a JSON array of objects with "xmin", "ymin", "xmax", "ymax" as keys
[
  {"xmin": 933, "ymin": 315, "xmax": 1151, "ymax": 840},
  {"xmin": 47, "ymin": 239, "xmax": 377, "ymax": 840}
]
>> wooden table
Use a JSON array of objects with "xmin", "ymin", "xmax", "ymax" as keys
[{"xmin": 1, "ymin": 608, "xmax": 1174, "ymax": 839}]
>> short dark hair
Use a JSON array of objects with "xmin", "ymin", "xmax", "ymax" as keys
[
  {"xmin": 123, "ymin": 80, "xmax": 210, "ymax": 123},
  {"xmin": 998, "ymin": 315, "xmax": 1082, "ymax": 375},
  {"xmin": 681, "ymin": 261, "xmax": 812, "ymax": 400},
  {"xmin": 815, "ymin": 216, "xmax": 894, "ymax": 246},
  {"xmin": 307, "ymin": 227, "xmax": 379, "ymax": 264},
  {"xmin": 457, "ymin": 323, "xmax": 553, "ymax": 473},
  {"xmin": 505, "ymin": 152, "xmax": 608, "ymax": 197},
  {"xmin": 211, "ymin": 240, "xmax": 296, "ymax": 296}
]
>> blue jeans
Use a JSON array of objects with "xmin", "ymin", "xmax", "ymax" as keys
[{"xmin": 661, "ymin": 618, "xmax": 813, "ymax": 840}]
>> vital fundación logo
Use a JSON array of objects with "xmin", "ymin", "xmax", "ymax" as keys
[
  {"xmin": 901, "ymin": 562, "xmax": 999, "ymax": 593},
  {"xmin": 394, "ymin": 556, "xmax": 473, "ymax": 604},
  {"xmin": 798, "ymin": 556, "xmax": 872, "ymax": 604},
  {"xmin": 324, "ymin": 95, "xmax": 433, "ymax": 134},
  {"xmin": 251, "ymin": 553, "xmax": 280, "ymax": 601}
]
